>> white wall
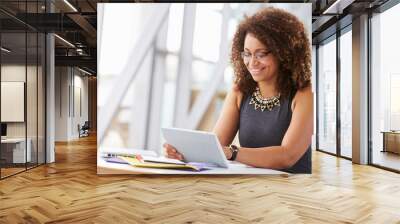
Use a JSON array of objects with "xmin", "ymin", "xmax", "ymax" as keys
[
  {"xmin": 55, "ymin": 66, "xmax": 68, "ymax": 141},
  {"xmin": 55, "ymin": 67, "xmax": 89, "ymax": 141}
]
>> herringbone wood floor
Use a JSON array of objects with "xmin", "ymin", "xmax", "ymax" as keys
[{"xmin": 1, "ymin": 134, "xmax": 400, "ymax": 224}]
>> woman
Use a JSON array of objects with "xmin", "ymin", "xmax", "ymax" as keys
[{"xmin": 165, "ymin": 7, "xmax": 313, "ymax": 173}]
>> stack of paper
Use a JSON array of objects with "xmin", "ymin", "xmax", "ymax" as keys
[
  {"xmin": 119, "ymin": 156, "xmax": 209, "ymax": 171},
  {"xmin": 140, "ymin": 155, "xmax": 185, "ymax": 164},
  {"xmin": 99, "ymin": 147, "xmax": 158, "ymax": 157}
]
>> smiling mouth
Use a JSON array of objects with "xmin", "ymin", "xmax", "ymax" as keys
[{"xmin": 249, "ymin": 67, "xmax": 265, "ymax": 74}]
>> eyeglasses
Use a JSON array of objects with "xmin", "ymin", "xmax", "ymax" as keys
[{"xmin": 240, "ymin": 50, "xmax": 272, "ymax": 64}]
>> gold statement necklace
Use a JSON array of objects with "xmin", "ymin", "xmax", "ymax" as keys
[{"xmin": 249, "ymin": 87, "xmax": 280, "ymax": 111}]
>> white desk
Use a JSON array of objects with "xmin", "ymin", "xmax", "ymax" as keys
[
  {"xmin": 1, "ymin": 138, "xmax": 31, "ymax": 163},
  {"xmin": 97, "ymin": 154, "xmax": 287, "ymax": 175}
]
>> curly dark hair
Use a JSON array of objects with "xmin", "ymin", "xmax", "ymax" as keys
[{"xmin": 231, "ymin": 7, "xmax": 311, "ymax": 98}]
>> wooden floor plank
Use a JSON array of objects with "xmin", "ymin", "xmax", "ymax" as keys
[{"xmin": 0, "ymin": 134, "xmax": 400, "ymax": 223}]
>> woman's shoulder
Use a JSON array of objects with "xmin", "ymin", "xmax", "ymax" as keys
[
  {"xmin": 292, "ymin": 85, "xmax": 313, "ymax": 110},
  {"xmin": 295, "ymin": 85, "xmax": 312, "ymax": 96}
]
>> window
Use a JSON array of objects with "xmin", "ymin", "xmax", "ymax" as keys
[
  {"xmin": 317, "ymin": 36, "xmax": 337, "ymax": 154},
  {"xmin": 0, "ymin": 1, "xmax": 46, "ymax": 179},
  {"xmin": 371, "ymin": 3, "xmax": 400, "ymax": 171},
  {"xmin": 339, "ymin": 28, "xmax": 352, "ymax": 158}
]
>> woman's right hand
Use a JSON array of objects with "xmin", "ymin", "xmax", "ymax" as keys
[{"xmin": 163, "ymin": 143, "xmax": 184, "ymax": 161}]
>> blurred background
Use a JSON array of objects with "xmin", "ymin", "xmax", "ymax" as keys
[{"xmin": 97, "ymin": 3, "xmax": 312, "ymax": 155}]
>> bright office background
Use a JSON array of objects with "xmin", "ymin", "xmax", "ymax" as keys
[
  {"xmin": 97, "ymin": 3, "xmax": 311, "ymax": 154},
  {"xmin": 316, "ymin": 2, "xmax": 400, "ymax": 169},
  {"xmin": 371, "ymin": 3, "xmax": 400, "ymax": 167}
]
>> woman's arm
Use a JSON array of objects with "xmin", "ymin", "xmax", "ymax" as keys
[
  {"xmin": 226, "ymin": 86, "xmax": 313, "ymax": 169},
  {"xmin": 213, "ymin": 85, "xmax": 243, "ymax": 146},
  {"xmin": 165, "ymin": 85, "xmax": 242, "ymax": 160}
]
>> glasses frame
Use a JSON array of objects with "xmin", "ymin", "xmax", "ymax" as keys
[{"xmin": 240, "ymin": 50, "xmax": 272, "ymax": 64}]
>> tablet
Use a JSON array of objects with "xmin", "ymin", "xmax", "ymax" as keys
[{"xmin": 161, "ymin": 127, "xmax": 229, "ymax": 168}]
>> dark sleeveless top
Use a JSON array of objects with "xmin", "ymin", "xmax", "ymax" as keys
[{"xmin": 239, "ymin": 90, "xmax": 312, "ymax": 173}]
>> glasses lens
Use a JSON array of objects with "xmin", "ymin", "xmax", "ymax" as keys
[{"xmin": 241, "ymin": 52, "xmax": 250, "ymax": 63}]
